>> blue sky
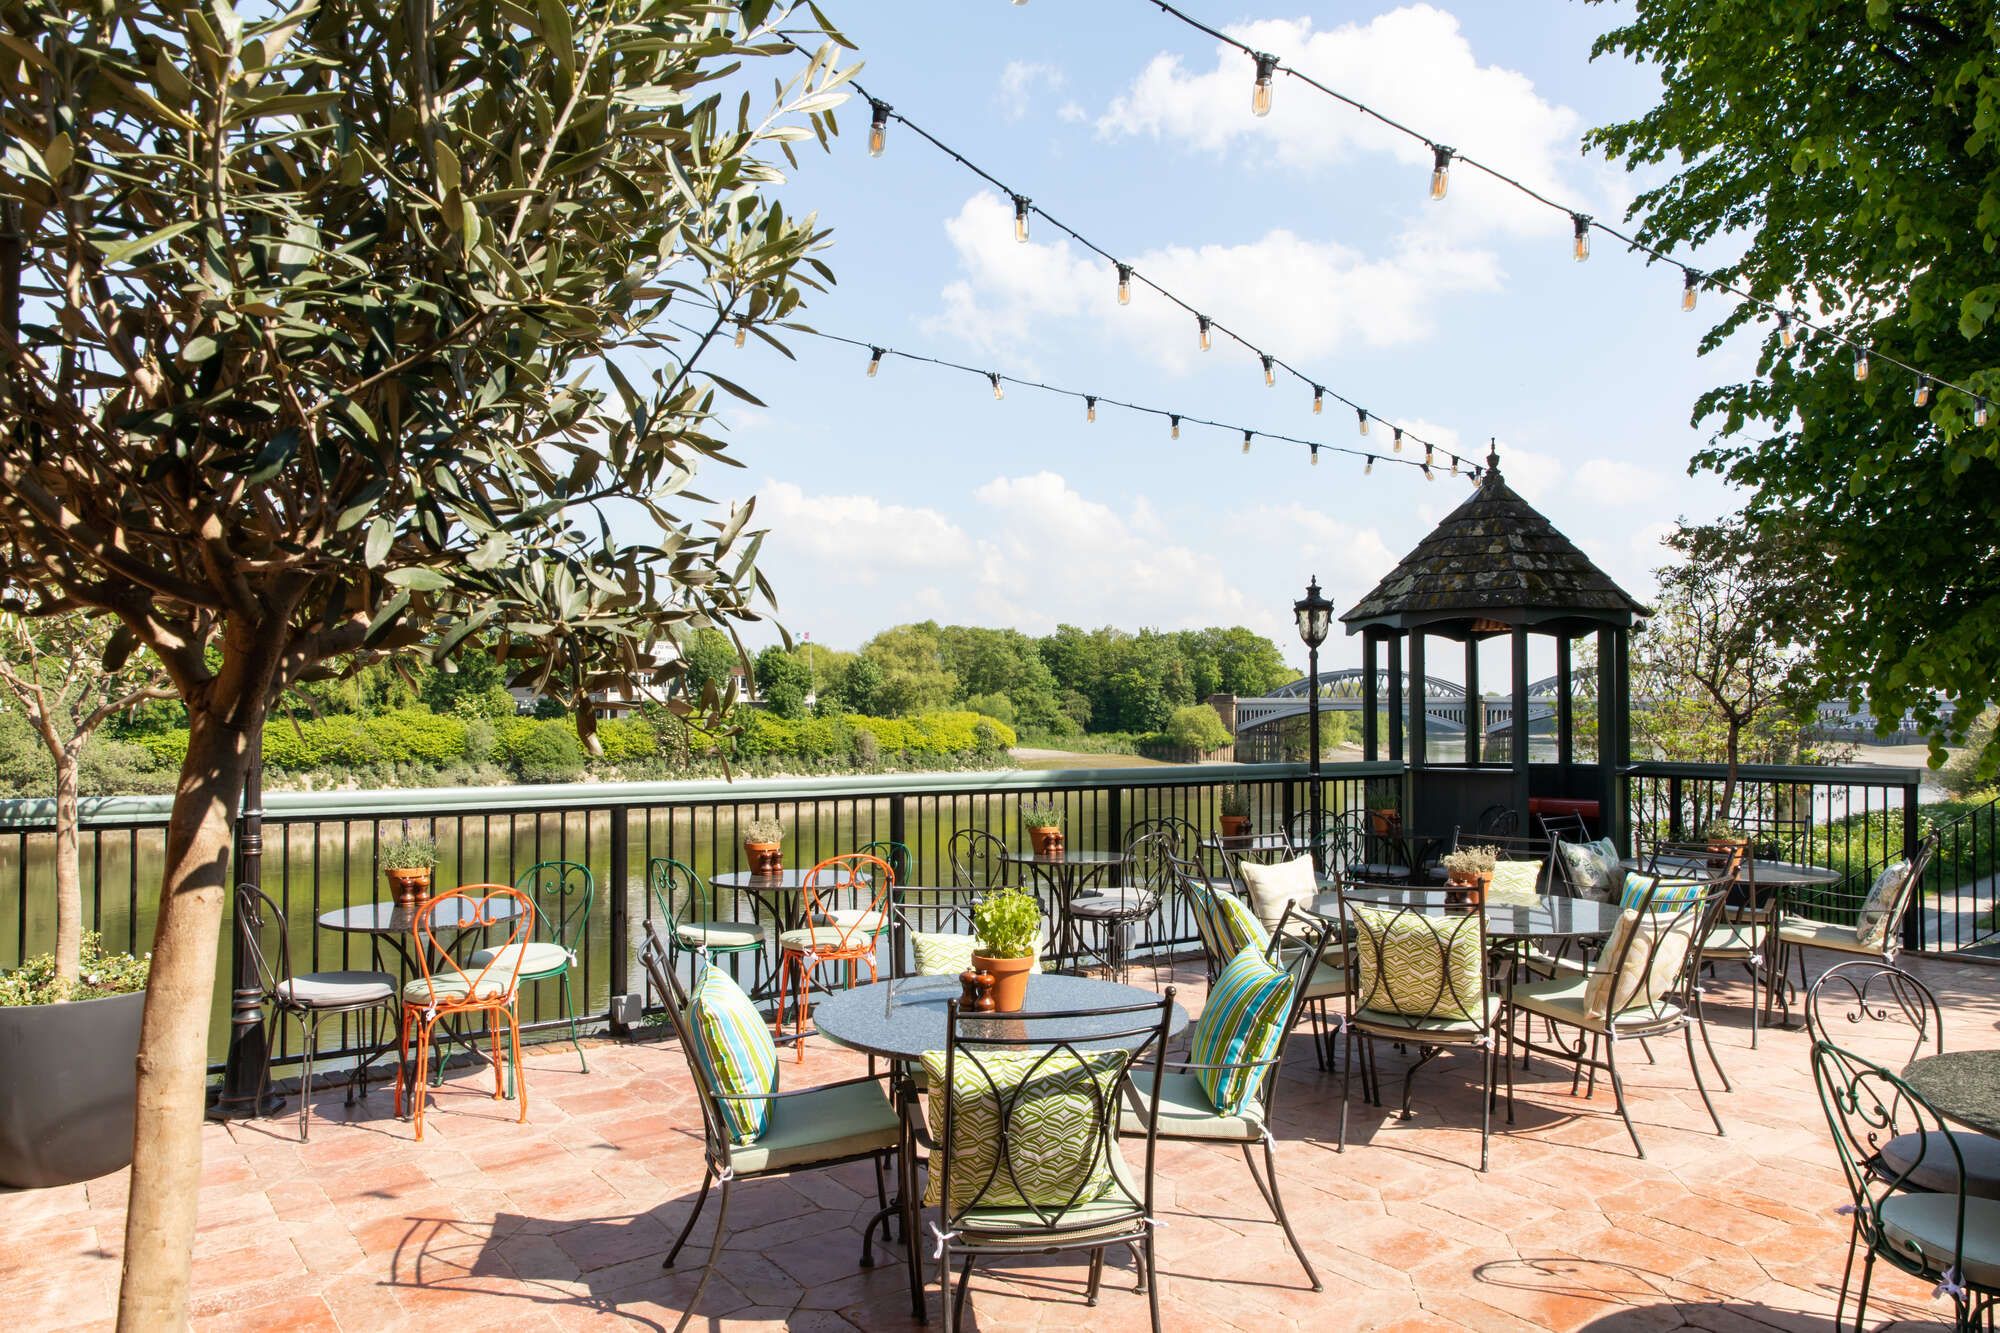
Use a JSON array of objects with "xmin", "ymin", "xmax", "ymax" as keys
[{"xmin": 701, "ymin": 2, "xmax": 1752, "ymax": 681}]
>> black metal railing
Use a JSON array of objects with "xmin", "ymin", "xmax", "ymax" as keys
[{"xmin": 1918, "ymin": 789, "xmax": 2000, "ymax": 954}]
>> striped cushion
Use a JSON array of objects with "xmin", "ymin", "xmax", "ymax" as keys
[
  {"xmin": 1190, "ymin": 946, "xmax": 1295, "ymax": 1116},
  {"xmin": 686, "ymin": 965, "xmax": 778, "ymax": 1146},
  {"xmin": 1618, "ymin": 872, "xmax": 1704, "ymax": 914},
  {"xmin": 1212, "ymin": 889, "xmax": 1271, "ymax": 956}
]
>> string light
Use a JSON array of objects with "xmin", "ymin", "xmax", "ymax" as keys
[
  {"xmin": 989, "ymin": 372, "xmax": 1004, "ymax": 401},
  {"xmin": 1422, "ymin": 462, "xmax": 1434, "ymax": 481},
  {"xmin": 1356, "ymin": 408, "xmax": 1369, "ymax": 437},
  {"xmin": 1424, "ymin": 442, "xmax": 1435, "ymax": 468},
  {"xmin": 1364, "ymin": 454, "xmax": 1374, "ymax": 475},
  {"xmin": 867, "ymin": 99, "xmax": 890, "ymax": 157},
  {"xmin": 1116, "ymin": 263, "xmax": 1132, "ymax": 305},
  {"xmin": 1011, "ymin": 194, "xmax": 1031, "ymax": 243},
  {"xmin": 1311, "ymin": 384, "xmax": 1324, "ymax": 415},
  {"xmin": 1914, "ymin": 376, "xmax": 1932, "ymax": 408},
  {"xmin": 1450, "ymin": 455, "xmax": 1460, "ymax": 476},
  {"xmin": 1854, "ymin": 347, "xmax": 1871, "ymax": 383},
  {"xmin": 866, "ymin": 346, "xmax": 883, "ymax": 377},
  {"xmin": 1197, "ymin": 314, "xmax": 1212, "ymax": 352},
  {"xmin": 1978, "ymin": 397, "xmax": 1991, "ymax": 428},
  {"xmin": 1778, "ymin": 311, "xmax": 1796, "ymax": 348},
  {"xmin": 1252, "ymin": 52, "xmax": 1278, "ymax": 117},
  {"xmin": 1429, "ymin": 144, "xmax": 1453, "ymax": 200},
  {"xmin": 1085, "ymin": 395, "xmax": 1097, "ymax": 423},
  {"xmin": 1393, "ymin": 427, "xmax": 1404, "ymax": 453},
  {"xmin": 1682, "ymin": 269, "xmax": 1700, "ymax": 312},
  {"xmin": 1242, "ymin": 429, "xmax": 1253, "ymax": 454},
  {"xmin": 1170, "ymin": 414, "xmax": 1181, "ymax": 439},
  {"xmin": 1261, "ymin": 354, "xmax": 1275, "ymax": 387},
  {"xmin": 1571, "ymin": 213, "xmax": 1591, "ymax": 262},
  {"xmin": 1310, "ymin": 443, "xmax": 1320, "ymax": 466}
]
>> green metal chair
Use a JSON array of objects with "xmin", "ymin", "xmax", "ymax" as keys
[
  {"xmin": 470, "ymin": 859, "xmax": 593, "ymax": 1076},
  {"xmin": 649, "ymin": 856, "xmax": 769, "ymax": 998}
]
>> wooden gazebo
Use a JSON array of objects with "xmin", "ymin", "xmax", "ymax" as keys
[{"xmin": 1342, "ymin": 449, "xmax": 1646, "ymax": 844}]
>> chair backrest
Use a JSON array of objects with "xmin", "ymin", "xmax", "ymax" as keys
[
  {"xmin": 1118, "ymin": 828, "xmax": 1179, "ymax": 913},
  {"xmin": 799, "ymin": 853, "xmax": 894, "ymax": 953},
  {"xmin": 638, "ymin": 922, "xmax": 754, "ymax": 1173},
  {"xmin": 1642, "ymin": 839, "xmax": 1742, "ymax": 886},
  {"xmin": 1476, "ymin": 804, "xmax": 1520, "ymax": 838},
  {"xmin": 1589, "ymin": 879, "xmax": 1722, "ymax": 1023},
  {"xmin": 1538, "ymin": 811, "xmax": 1591, "ymax": 847},
  {"xmin": 234, "ymin": 882, "xmax": 294, "ymax": 1000},
  {"xmin": 947, "ymin": 828, "xmax": 1008, "ymax": 890},
  {"xmin": 411, "ymin": 885, "xmax": 536, "ymax": 1008},
  {"xmin": 516, "ymin": 859, "xmax": 593, "ymax": 949},
  {"xmin": 647, "ymin": 856, "xmax": 708, "ymax": 938},
  {"xmin": 1122, "ymin": 815, "xmax": 1198, "ymax": 863},
  {"xmin": 855, "ymin": 839, "xmax": 910, "ymax": 887},
  {"xmin": 888, "ymin": 883, "xmax": 987, "ymax": 978},
  {"xmin": 1805, "ymin": 960, "xmax": 1944, "ymax": 1064},
  {"xmin": 1338, "ymin": 887, "xmax": 1489, "ymax": 1029},
  {"xmin": 1865, "ymin": 828, "xmax": 1942, "ymax": 957},
  {"xmin": 933, "ymin": 989, "xmax": 1173, "ymax": 1236},
  {"xmin": 1166, "ymin": 848, "xmax": 1234, "ymax": 980}
]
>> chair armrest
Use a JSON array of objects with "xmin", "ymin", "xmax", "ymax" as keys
[
  {"xmin": 707, "ymin": 1071, "xmax": 891, "ymax": 1104},
  {"xmin": 1154, "ymin": 1053, "xmax": 1283, "ymax": 1076}
]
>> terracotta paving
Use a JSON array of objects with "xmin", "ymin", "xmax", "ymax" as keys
[{"xmin": 6, "ymin": 955, "xmax": 1999, "ymax": 1332}]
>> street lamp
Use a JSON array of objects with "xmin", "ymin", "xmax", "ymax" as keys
[{"xmin": 1294, "ymin": 576, "xmax": 1334, "ymax": 872}]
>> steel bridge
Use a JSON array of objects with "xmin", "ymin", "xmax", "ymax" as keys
[{"xmin": 1233, "ymin": 667, "xmax": 1598, "ymax": 738}]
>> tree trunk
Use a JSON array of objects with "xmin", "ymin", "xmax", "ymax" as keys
[
  {"xmin": 115, "ymin": 705, "xmax": 254, "ymax": 1331},
  {"xmin": 1720, "ymin": 717, "xmax": 1742, "ymax": 830},
  {"xmin": 52, "ymin": 750, "xmax": 82, "ymax": 988}
]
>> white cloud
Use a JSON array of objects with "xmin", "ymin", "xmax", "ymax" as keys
[
  {"xmin": 757, "ymin": 480, "xmax": 971, "ymax": 589},
  {"xmin": 1097, "ymin": 7, "xmax": 1588, "ymax": 237},
  {"xmin": 996, "ymin": 60, "xmax": 1064, "ymax": 121},
  {"xmin": 1573, "ymin": 458, "xmax": 1669, "ymax": 508},
  {"xmin": 924, "ymin": 190, "xmax": 1500, "ymax": 367}
]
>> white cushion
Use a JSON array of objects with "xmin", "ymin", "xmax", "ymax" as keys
[
  {"xmin": 1239, "ymin": 855, "xmax": 1318, "ymax": 932},
  {"xmin": 278, "ymin": 970, "xmax": 395, "ymax": 1007},
  {"xmin": 813, "ymin": 908, "xmax": 888, "ymax": 936},
  {"xmin": 467, "ymin": 941, "xmax": 573, "ymax": 977},
  {"xmin": 1855, "ymin": 861, "xmax": 1907, "ymax": 950},
  {"xmin": 403, "ymin": 973, "xmax": 513, "ymax": 1003},
  {"xmin": 675, "ymin": 920, "xmax": 763, "ymax": 950}
]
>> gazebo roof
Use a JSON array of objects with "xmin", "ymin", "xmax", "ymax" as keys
[{"xmin": 1342, "ymin": 450, "xmax": 1646, "ymax": 634}]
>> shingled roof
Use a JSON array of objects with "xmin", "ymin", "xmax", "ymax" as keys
[{"xmin": 1342, "ymin": 451, "xmax": 1645, "ymax": 631}]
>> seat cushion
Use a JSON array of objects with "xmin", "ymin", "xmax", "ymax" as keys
[
  {"xmin": 674, "ymin": 920, "xmax": 763, "ymax": 951},
  {"xmin": 402, "ymin": 972, "xmax": 515, "ymax": 1005},
  {"xmin": 1488, "ymin": 860, "xmax": 1544, "ymax": 907},
  {"xmin": 1879, "ymin": 1130, "xmax": 2000, "ymax": 1202},
  {"xmin": 685, "ymin": 966, "xmax": 778, "ymax": 1146},
  {"xmin": 467, "ymin": 940, "xmax": 573, "ymax": 978},
  {"xmin": 1511, "ymin": 973, "xmax": 1681, "ymax": 1033},
  {"xmin": 909, "ymin": 931, "xmax": 1042, "ymax": 977},
  {"xmin": 1350, "ymin": 905, "xmax": 1485, "ymax": 1021},
  {"xmin": 1352, "ymin": 993, "xmax": 1501, "ymax": 1038},
  {"xmin": 920, "ymin": 1045, "xmax": 1127, "ymax": 1213},
  {"xmin": 1119, "ymin": 1069, "xmax": 1262, "ymax": 1142},
  {"xmin": 1558, "ymin": 838, "xmax": 1621, "ymax": 900},
  {"xmin": 1190, "ymin": 946, "xmax": 1295, "ymax": 1116},
  {"xmin": 1070, "ymin": 889, "xmax": 1151, "ymax": 919},
  {"xmin": 1585, "ymin": 909, "xmax": 1697, "ymax": 1022},
  {"xmin": 1779, "ymin": 917, "xmax": 1873, "ymax": 954},
  {"xmin": 1301, "ymin": 959, "xmax": 1348, "ymax": 1001},
  {"xmin": 777, "ymin": 927, "xmax": 874, "ymax": 957},
  {"xmin": 1855, "ymin": 861, "xmax": 1908, "ymax": 950},
  {"xmin": 279, "ymin": 970, "xmax": 395, "ymax": 1007},
  {"xmin": 1239, "ymin": 855, "xmax": 1318, "ymax": 933},
  {"xmin": 1877, "ymin": 1190, "xmax": 2000, "ymax": 1289},
  {"xmin": 1702, "ymin": 920, "xmax": 1767, "ymax": 957},
  {"xmin": 727, "ymin": 1078, "xmax": 899, "ymax": 1174},
  {"xmin": 953, "ymin": 1153, "xmax": 1146, "ymax": 1242}
]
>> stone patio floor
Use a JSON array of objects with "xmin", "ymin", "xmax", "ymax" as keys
[{"xmin": 6, "ymin": 954, "xmax": 1999, "ymax": 1332}]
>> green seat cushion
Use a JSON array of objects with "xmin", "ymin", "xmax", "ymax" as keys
[
  {"xmin": 1350, "ymin": 905, "xmax": 1485, "ymax": 1021},
  {"xmin": 1879, "ymin": 1130, "xmax": 2000, "ymax": 1202},
  {"xmin": 686, "ymin": 966, "xmax": 779, "ymax": 1145},
  {"xmin": 1509, "ymin": 973, "xmax": 1681, "ymax": 1032},
  {"xmin": 816, "ymin": 907, "xmax": 889, "ymax": 936},
  {"xmin": 1190, "ymin": 946, "xmax": 1295, "ymax": 1115},
  {"xmin": 278, "ymin": 971, "xmax": 395, "ymax": 1007},
  {"xmin": 1702, "ymin": 920, "xmax": 1767, "ymax": 956},
  {"xmin": 1778, "ymin": 916, "xmax": 1871, "ymax": 953},
  {"xmin": 1352, "ymin": 993, "xmax": 1500, "ymax": 1038},
  {"xmin": 1877, "ymin": 1191, "xmax": 2000, "ymax": 1289},
  {"xmin": 674, "ymin": 920, "xmax": 763, "ymax": 951},
  {"xmin": 1119, "ymin": 1069, "xmax": 1262, "ymax": 1142},
  {"xmin": 402, "ymin": 973, "xmax": 514, "ymax": 1004},
  {"xmin": 466, "ymin": 940, "xmax": 573, "ymax": 977},
  {"xmin": 909, "ymin": 931, "xmax": 1042, "ymax": 977},
  {"xmin": 920, "ymin": 1046, "xmax": 1127, "ymax": 1214},
  {"xmin": 1301, "ymin": 959, "xmax": 1348, "ymax": 1001},
  {"xmin": 1488, "ymin": 861, "xmax": 1543, "ymax": 907},
  {"xmin": 953, "ymin": 1153, "xmax": 1146, "ymax": 1243},
  {"xmin": 727, "ymin": 1078, "xmax": 900, "ymax": 1174}
]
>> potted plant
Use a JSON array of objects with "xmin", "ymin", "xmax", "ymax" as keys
[
  {"xmin": 0, "ymin": 934, "xmax": 150, "ymax": 1187},
  {"xmin": 1021, "ymin": 800, "xmax": 1065, "ymax": 857},
  {"xmin": 1219, "ymin": 787, "xmax": 1252, "ymax": 839},
  {"xmin": 379, "ymin": 827, "xmax": 439, "ymax": 910},
  {"xmin": 1442, "ymin": 844, "xmax": 1498, "ymax": 894},
  {"xmin": 971, "ymin": 887, "xmax": 1042, "ymax": 1013},
  {"xmin": 1369, "ymin": 799, "xmax": 1402, "ymax": 838},
  {"xmin": 743, "ymin": 817, "xmax": 785, "ymax": 875}
]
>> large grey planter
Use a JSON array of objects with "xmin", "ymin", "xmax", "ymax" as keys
[{"xmin": 0, "ymin": 988, "xmax": 144, "ymax": 1188}]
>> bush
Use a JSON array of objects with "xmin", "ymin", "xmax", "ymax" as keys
[
  {"xmin": 508, "ymin": 724, "xmax": 586, "ymax": 783},
  {"xmin": 962, "ymin": 692, "xmax": 1016, "ymax": 727},
  {"xmin": 257, "ymin": 708, "xmax": 468, "ymax": 770},
  {"xmin": 1164, "ymin": 704, "xmax": 1234, "ymax": 752},
  {"xmin": 0, "ymin": 933, "xmax": 150, "ymax": 1006},
  {"xmin": 595, "ymin": 717, "xmax": 658, "ymax": 764}
]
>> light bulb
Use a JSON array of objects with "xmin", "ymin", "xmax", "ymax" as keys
[
  {"xmin": 1682, "ymin": 270, "xmax": 1699, "ymax": 312},
  {"xmin": 1364, "ymin": 455, "xmax": 1374, "ymax": 475},
  {"xmin": 866, "ymin": 346, "xmax": 882, "ymax": 377},
  {"xmin": 1085, "ymin": 396, "xmax": 1096, "ymax": 423},
  {"xmin": 1423, "ymin": 463, "xmax": 1434, "ymax": 481},
  {"xmin": 1012, "ymin": 194, "xmax": 1030, "ymax": 244},
  {"xmin": 1392, "ymin": 427, "xmax": 1404, "ymax": 453},
  {"xmin": 1116, "ymin": 263, "xmax": 1131, "ymax": 306},
  {"xmin": 1430, "ymin": 144, "xmax": 1452, "ymax": 201},
  {"xmin": 1854, "ymin": 348, "xmax": 1870, "ymax": 382},
  {"xmin": 1261, "ymin": 355, "xmax": 1275, "ymax": 387},
  {"xmin": 1450, "ymin": 456, "xmax": 1460, "ymax": 476},
  {"xmin": 1197, "ymin": 315, "xmax": 1211, "ymax": 352},
  {"xmin": 1312, "ymin": 385, "xmax": 1324, "ymax": 415},
  {"xmin": 1779, "ymin": 312, "xmax": 1796, "ymax": 347},
  {"xmin": 1571, "ymin": 213, "xmax": 1591, "ymax": 262},
  {"xmin": 1424, "ymin": 443, "xmax": 1434, "ymax": 467},
  {"xmin": 1310, "ymin": 445, "xmax": 1319, "ymax": 466},
  {"xmin": 1915, "ymin": 377, "xmax": 1932, "ymax": 408},
  {"xmin": 1356, "ymin": 408, "xmax": 1369, "ymax": 437},
  {"xmin": 867, "ymin": 100, "xmax": 889, "ymax": 158},
  {"xmin": 1978, "ymin": 397, "xmax": 1991, "ymax": 428},
  {"xmin": 1170, "ymin": 415, "xmax": 1181, "ymax": 440},
  {"xmin": 989, "ymin": 372, "xmax": 1003, "ymax": 401},
  {"xmin": 1241, "ymin": 430, "xmax": 1252, "ymax": 454},
  {"xmin": 1252, "ymin": 53, "xmax": 1277, "ymax": 118}
]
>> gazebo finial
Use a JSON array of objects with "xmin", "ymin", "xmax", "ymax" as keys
[{"xmin": 1487, "ymin": 437, "xmax": 1501, "ymax": 474}]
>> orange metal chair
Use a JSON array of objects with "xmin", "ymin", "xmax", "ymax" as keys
[
  {"xmin": 396, "ymin": 885, "xmax": 536, "ymax": 1140},
  {"xmin": 774, "ymin": 853, "xmax": 894, "ymax": 1062}
]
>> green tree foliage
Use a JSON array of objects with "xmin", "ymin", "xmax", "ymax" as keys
[
  {"xmin": 1164, "ymin": 703, "xmax": 1234, "ymax": 753},
  {"xmin": 421, "ymin": 648, "xmax": 515, "ymax": 720},
  {"xmin": 1588, "ymin": 2, "xmax": 2000, "ymax": 773},
  {"xmin": 753, "ymin": 645, "xmax": 814, "ymax": 719},
  {"xmin": 681, "ymin": 627, "xmax": 742, "ymax": 700},
  {"xmin": 860, "ymin": 623, "xmax": 959, "ymax": 715}
]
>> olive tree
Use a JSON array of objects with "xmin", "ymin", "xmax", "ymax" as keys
[{"xmin": 0, "ymin": 0, "xmax": 851, "ymax": 1324}]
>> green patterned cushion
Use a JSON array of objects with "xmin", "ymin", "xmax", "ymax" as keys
[
  {"xmin": 1189, "ymin": 947, "xmax": 1295, "ymax": 1115},
  {"xmin": 920, "ymin": 1046, "xmax": 1126, "ymax": 1213},
  {"xmin": 1488, "ymin": 860, "xmax": 1543, "ymax": 907},
  {"xmin": 1855, "ymin": 860, "xmax": 1908, "ymax": 949},
  {"xmin": 1350, "ymin": 906, "xmax": 1485, "ymax": 1021},
  {"xmin": 1212, "ymin": 888, "xmax": 1270, "ymax": 955},
  {"xmin": 686, "ymin": 965, "xmax": 778, "ymax": 1145},
  {"xmin": 909, "ymin": 931, "xmax": 1042, "ymax": 977}
]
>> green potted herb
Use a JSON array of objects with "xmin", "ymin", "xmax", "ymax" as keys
[
  {"xmin": 1219, "ymin": 786, "xmax": 1252, "ymax": 839},
  {"xmin": 971, "ymin": 887, "xmax": 1042, "ymax": 1013},
  {"xmin": 743, "ymin": 816, "xmax": 785, "ymax": 875},
  {"xmin": 1020, "ymin": 799, "xmax": 1066, "ymax": 857},
  {"xmin": 379, "ymin": 827, "xmax": 439, "ymax": 909}
]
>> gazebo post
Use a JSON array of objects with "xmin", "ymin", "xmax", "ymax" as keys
[
  {"xmin": 1408, "ymin": 630, "xmax": 1428, "ymax": 782},
  {"xmin": 1511, "ymin": 626, "xmax": 1531, "ymax": 821},
  {"xmin": 1463, "ymin": 638, "xmax": 1480, "ymax": 766},
  {"xmin": 1555, "ymin": 633, "xmax": 1574, "ymax": 772},
  {"xmin": 1362, "ymin": 629, "xmax": 1380, "ymax": 761},
  {"xmin": 1387, "ymin": 634, "xmax": 1404, "ymax": 762},
  {"xmin": 1597, "ymin": 625, "xmax": 1620, "ymax": 850}
]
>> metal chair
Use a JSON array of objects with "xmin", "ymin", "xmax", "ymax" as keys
[
  {"xmin": 1776, "ymin": 830, "xmax": 1941, "ymax": 1023},
  {"xmin": 234, "ymin": 883, "xmax": 398, "ymax": 1142},
  {"xmin": 773, "ymin": 853, "xmax": 893, "ymax": 1061},
  {"xmin": 649, "ymin": 856, "xmax": 769, "ymax": 996},
  {"xmin": 1812, "ymin": 1039, "xmax": 2000, "ymax": 1333},
  {"xmin": 1069, "ymin": 828, "xmax": 1174, "ymax": 983},
  {"xmin": 857, "ymin": 838, "xmax": 911, "ymax": 886},
  {"xmin": 1639, "ymin": 839, "xmax": 1766, "ymax": 1070},
  {"xmin": 946, "ymin": 827, "xmax": 1008, "ymax": 890},
  {"xmin": 924, "ymin": 988, "xmax": 1176, "ymax": 1331},
  {"xmin": 465, "ymin": 859, "xmax": 592, "ymax": 1076},
  {"xmin": 1475, "ymin": 804, "xmax": 1520, "ymax": 838},
  {"xmin": 397, "ymin": 885, "xmax": 534, "ymax": 1141},
  {"xmin": 638, "ymin": 923, "xmax": 915, "ymax": 1331},
  {"xmin": 1122, "ymin": 814, "xmax": 1198, "ymax": 861}
]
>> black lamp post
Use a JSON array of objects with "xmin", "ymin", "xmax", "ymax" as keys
[{"xmin": 1294, "ymin": 576, "xmax": 1334, "ymax": 872}]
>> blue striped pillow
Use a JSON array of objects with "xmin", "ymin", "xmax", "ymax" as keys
[
  {"xmin": 1618, "ymin": 872, "xmax": 1705, "ymax": 914},
  {"xmin": 686, "ymin": 964, "xmax": 777, "ymax": 1145},
  {"xmin": 1190, "ymin": 946, "xmax": 1295, "ymax": 1116},
  {"xmin": 1212, "ymin": 888, "xmax": 1271, "ymax": 956}
]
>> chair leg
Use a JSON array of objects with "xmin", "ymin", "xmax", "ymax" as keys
[
  {"xmin": 412, "ymin": 1017, "xmax": 433, "ymax": 1141},
  {"xmin": 297, "ymin": 1016, "xmax": 316, "ymax": 1143},
  {"xmin": 1604, "ymin": 1035, "xmax": 1643, "ymax": 1159},
  {"xmin": 1086, "ymin": 1248, "xmax": 1105, "ymax": 1306},
  {"xmin": 490, "ymin": 1010, "xmax": 506, "ymax": 1100},
  {"xmin": 561, "ymin": 970, "xmax": 588, "ymax": 1073},
  {"xmin": 1260, "ymin": 1135, "xmax": 1322, "ymax": 1291},
  {"xmin": 1851, "ymin": 1245, "xmax": 1876, "ymax": 1333},
  {"xmin": 1143, "ymin": 1232, "xmax": 1163, "ymax": 1333},
  {"xmin": 663, "ymin": 1167, "xmax": 714, "ymax": 1268},
  {"xmin": 1684, "ymin": 1022, "xmax": 1725, "ymax": 1136},
  {"xmin": 951, "ymin": 1253, "xmax": 974, "ymax": 1329},
  {"xmin": 672, "ymin": 1172, "xmax": 731, "ymax": 1333},
  {"xmin": 1833, "ymin": 1212, "xmax": 1860, "ymax": 1330},
  {"xmin": 1479, "ymin": 1031, "xmax": 1494, "ymax": 1173},
  {"xmin": 508, "ymin": 1008, "xmax": 527, "ymax": 1124},
  {"xmin": 1695, "ymin": 994, "xmax": 1734, "ymax": 1093},
  {"xmin": 1338, "ymin": 1030, "xmax": 1356, "ymax": 1153}
]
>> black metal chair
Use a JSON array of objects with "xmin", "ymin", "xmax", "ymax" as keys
[
  {"xmin": 1475, "ymin": 803, "xmax": 1520, "ymax": 838},
  {"xmin": 1812, "ymin": 1039, "xmax": 2000, "ymax": 1333},
  {"xmin": 923, "ymin": 988, "xmax": 1175, "ymax": 1331},
  {"xmin": 235, "ymin": 883, "xmax": 398, "ymax": 1142},
  {"xmin": 1070, "ymin": 828, "xmax": 1174, "ymax": 983},
  {"xmin": 1776, "ymin": 830, "xmax": 1941, "ymax": 1023},
  {"xmin": 946, "ymin": 827, "xmax": 1009, "ymax": 890}
]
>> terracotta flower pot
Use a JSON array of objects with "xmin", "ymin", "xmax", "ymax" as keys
[
  {"xmin": 385, "ymin": 866, "xmax": 432, "ymax": 910},
  {"xmin": 1029, "ymin": 826, "xmax": 1064, "ymax": 858},
  {"xmin": 973, "ymin": 953, "xmax": 1034, "ymax": 1013},
  {"xmin": 1369, "ymin": 808, "xmax": 1402, "ymax": 837},
  {"xmin": 1220, "ymin": 814, "xmax": 1251, "ymax": 839},
  {"xmin": 744, "ymin": 840, "xmax": 783, "ymax": 875}
]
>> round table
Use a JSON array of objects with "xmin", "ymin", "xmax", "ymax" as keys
[
  {"xmin": 1201, "ymin": 832, "xmax": 1293, "ymax": 864},
  {"xmin": 812, "ymin": 973, "xmax": 1189, "ymax": 1063},
  {"xmin": 1316, "ymin": 887, "xmax": 1624, "ymax": 943},
  {"xmin": 1902, "ymin": 1050, "xmax": 2000, "ymax": 1138},
  {"xmin": 711, "ymin": 869, "xmax": 817, "ymax": 931},
  {"xmin": 999, "ymin": 849, "xmax": 1132, "ymax": 967}
]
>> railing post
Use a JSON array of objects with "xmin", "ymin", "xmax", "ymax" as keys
[
  {"xmin": 607, "ymin": 803, "xmax": 630, "ymax": 1035},
  {"xmin": 1901, "ymin": 781, "xmax": 1923, "ymax": 954},
  {"xmin": 1107, "ymin": 785, "xmax": 1124, "ymax": 886},
  {"xmin": 889, "ymin": 792, "xmax": 908, "ymax": 875},
  {"xmin": 1667, "ymin": 775, "xmax": 1684, "ymax": 844}
]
